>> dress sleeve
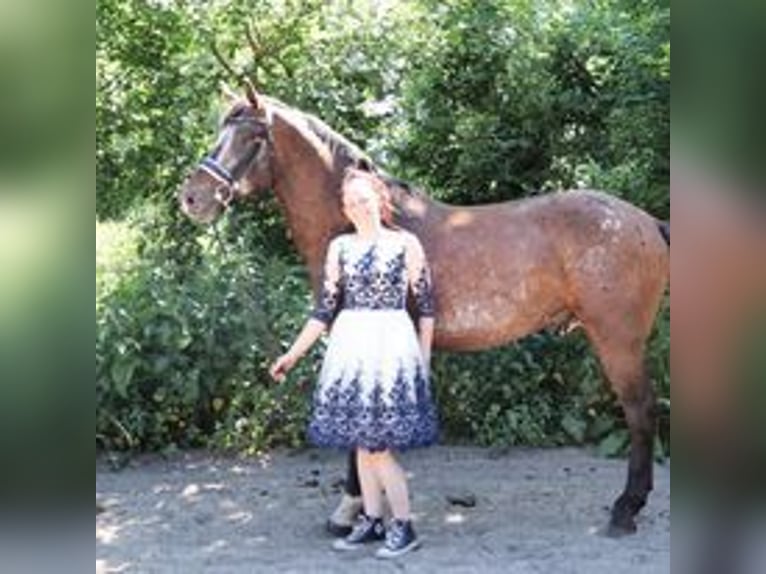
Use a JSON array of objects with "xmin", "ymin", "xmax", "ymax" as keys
[
  {"xmin": 405, "ymin": 234, "xmax": 435, "ymax": 319},
  {"xmin": 311, "ymin": 238, "xmax": 343, "ymax": 325}
]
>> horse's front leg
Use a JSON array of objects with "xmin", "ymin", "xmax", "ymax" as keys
[{"xmin": 326, "ymin": 449, "xmax": 363, "ymax": 536}]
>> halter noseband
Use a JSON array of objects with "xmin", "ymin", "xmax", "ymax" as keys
[{"xmin": 200, "ymin": 156, "xmax": 238, "ymax": 188}]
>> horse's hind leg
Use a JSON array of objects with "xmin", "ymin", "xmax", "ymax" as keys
[
  {"xmin": 567, "ymin": 212, "xmax": 668, "ymax": 534},
  {"xmin": 586, "ymin": 330, "xmax": 657, "ymax": 536}
]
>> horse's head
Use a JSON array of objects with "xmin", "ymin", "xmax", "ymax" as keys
[{"xmin": 179, "ymin": 83, "xmax": 274, "ymax": 224}]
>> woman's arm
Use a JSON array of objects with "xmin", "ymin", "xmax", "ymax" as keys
[
  {"xmin": 404, "ymin": 233, "xmax": 436, "ymax": 367},
  {"xmin": 269, "ymin": 318, "xmax": 327, "ymax": 381},
  {"xmin": 418, "ymin": 317, "xmax": 434, "ymax": 367}
]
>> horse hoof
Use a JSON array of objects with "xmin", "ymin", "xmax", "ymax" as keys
[{"xmin": 605, "ymin": 519, "xmax": 637, "ymax": 538}]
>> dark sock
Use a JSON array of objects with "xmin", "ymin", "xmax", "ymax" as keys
[{"xmin": 345, "ymin": 449, "xmax": 361, "ymax": 497}]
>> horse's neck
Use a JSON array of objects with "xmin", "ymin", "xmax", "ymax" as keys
[
  {"xmin": 267, "ymin": 104, "xmax": 440, "ymax": 291},
  {"xmin": 269, "ymin": 109, "xmax": 347, "ymax": 290},
  {"xmin": 388, "ymin": 183, "xmax": 437, "ymax": 234}
]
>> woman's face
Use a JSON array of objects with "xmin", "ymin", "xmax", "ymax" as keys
[{"xmin": 342, "ymin": 178, "xmax": 381, "ymax": 227}]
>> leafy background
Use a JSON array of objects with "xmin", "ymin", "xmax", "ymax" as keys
[{"xmin": 96, "ymin": 0, "xmax": 669, "ymax": 460}]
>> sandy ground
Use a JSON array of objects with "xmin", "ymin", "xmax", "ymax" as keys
[{"xmin": 96, "ymin": 446, "xmax": 670, "ymax": 573}]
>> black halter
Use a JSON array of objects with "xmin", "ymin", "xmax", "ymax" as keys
[{"xmin": 198, "ymin": 113, "xmax": 273, "ymax": 203}]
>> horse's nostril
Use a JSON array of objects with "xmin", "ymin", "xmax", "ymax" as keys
[{"xmin": 185, "ymin": 195, "xmax": 195, "ymax": 206}]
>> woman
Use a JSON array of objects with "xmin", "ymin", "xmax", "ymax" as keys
[{"xmin": 269, "ymin": 168, "xmax": 438, "ymax": 558}]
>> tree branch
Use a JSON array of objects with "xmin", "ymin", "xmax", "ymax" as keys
[{"xmin": 209, "ymin": 40, "xmax": 243, "ymax": 83}]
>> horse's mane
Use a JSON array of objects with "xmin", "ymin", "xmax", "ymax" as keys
[{"xmin": 261, "ymin": 95, "xmax": 421, "ymax": 198}]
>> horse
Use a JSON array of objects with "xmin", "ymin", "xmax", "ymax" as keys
[{"xmin": 178, "ymin": 84, "xmax": 669, "ymax": 537}]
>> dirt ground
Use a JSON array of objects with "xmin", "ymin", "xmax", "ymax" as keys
[{"xmin": 96, "ymin": 446, "xmax": 670, "ymax": 573}]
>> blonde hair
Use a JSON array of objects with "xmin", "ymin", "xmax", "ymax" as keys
[{"xmin": 341, "ymin": 168, "xmax": 396, "ymax": 228}]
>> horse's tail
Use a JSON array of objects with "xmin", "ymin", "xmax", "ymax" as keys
[{"xmin": 657, "ymin": 220, "xmax": 670, "ymax": 246}]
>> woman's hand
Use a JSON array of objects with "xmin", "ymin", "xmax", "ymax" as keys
[
  {"xmin": 267, "ymin": 319, "xmax": 326, "ymax": 383},
  {"xmin": 269, "ymin": 352, "xmax": 298, "ymax": 382}
]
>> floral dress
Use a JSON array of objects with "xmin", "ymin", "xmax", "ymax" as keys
[{"xmin": 307, "ymin": 230, "xmax": 439, "ymax": 451}]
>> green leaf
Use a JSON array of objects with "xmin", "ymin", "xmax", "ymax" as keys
[
  {"xmin": 597, "ymin": 430, "xmax": 630, "ymax": 458},
  {"xmin": 151, "ymin": 354, "xmax": 172, "ymax": 374},
  {"xmin": 111, "ymin": 358, "xmax": 137, "ymax": 398},
  {"xmin": 561, "ymin": 413, "xmax": 587, "ymax": 443}
]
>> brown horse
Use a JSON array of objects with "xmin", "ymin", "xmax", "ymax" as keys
[{"xmin": 178, "ymin": 86, "xmax": 669, "ymax": 536}]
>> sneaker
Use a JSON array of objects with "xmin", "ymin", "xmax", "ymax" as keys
[
  {"xmin": 326, "ymin": 494, "xmax": 363, "ymax": 537},
  {"xmin": 332, "ymin": 514, "xmax": 385, "ymax": 551},
  {"xmin": 375, "ymin": 519, "xmax": 421, "ymax": 559}
]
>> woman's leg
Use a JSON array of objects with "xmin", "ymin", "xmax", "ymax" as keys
[
  {"xmin": 332, "ymin": 448, "xmax": 387, "ymax": 550},
  {"xmin": 373, "ymin": 450, "xmax": 410, "ymax": 520},
  {"xmin": 371, "ymin": 449, "xmax": 421, "ymax": 558}
]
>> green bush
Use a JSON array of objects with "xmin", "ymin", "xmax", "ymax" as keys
[
  {"xmin": 96, "ymin": 216, "xmax": 318, "ymax": 454},
  {"xmin": 433, "ymin": 332, "xmax": 601, "ymax": 446},
  {"xmin": 433, "ymin": 296, "xmax": 670, "ymax": 458},
  {"xmin": 391, "ymin": 0, "xmax": 669, "ymax": 219}
]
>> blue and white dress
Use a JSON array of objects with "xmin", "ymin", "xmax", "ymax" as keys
[{"xmin": 307, "ymin": 230, "xmax": 439, "ymax": 452}]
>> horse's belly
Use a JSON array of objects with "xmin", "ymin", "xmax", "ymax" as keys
[{"xmin": 433, "ymin": 295, "xmax": 564, "ymax": 351}]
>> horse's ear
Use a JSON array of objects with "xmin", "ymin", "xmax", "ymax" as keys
[{"xmin": 243, "ymin": 77, "xmax": 263, "ymax": 111}]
